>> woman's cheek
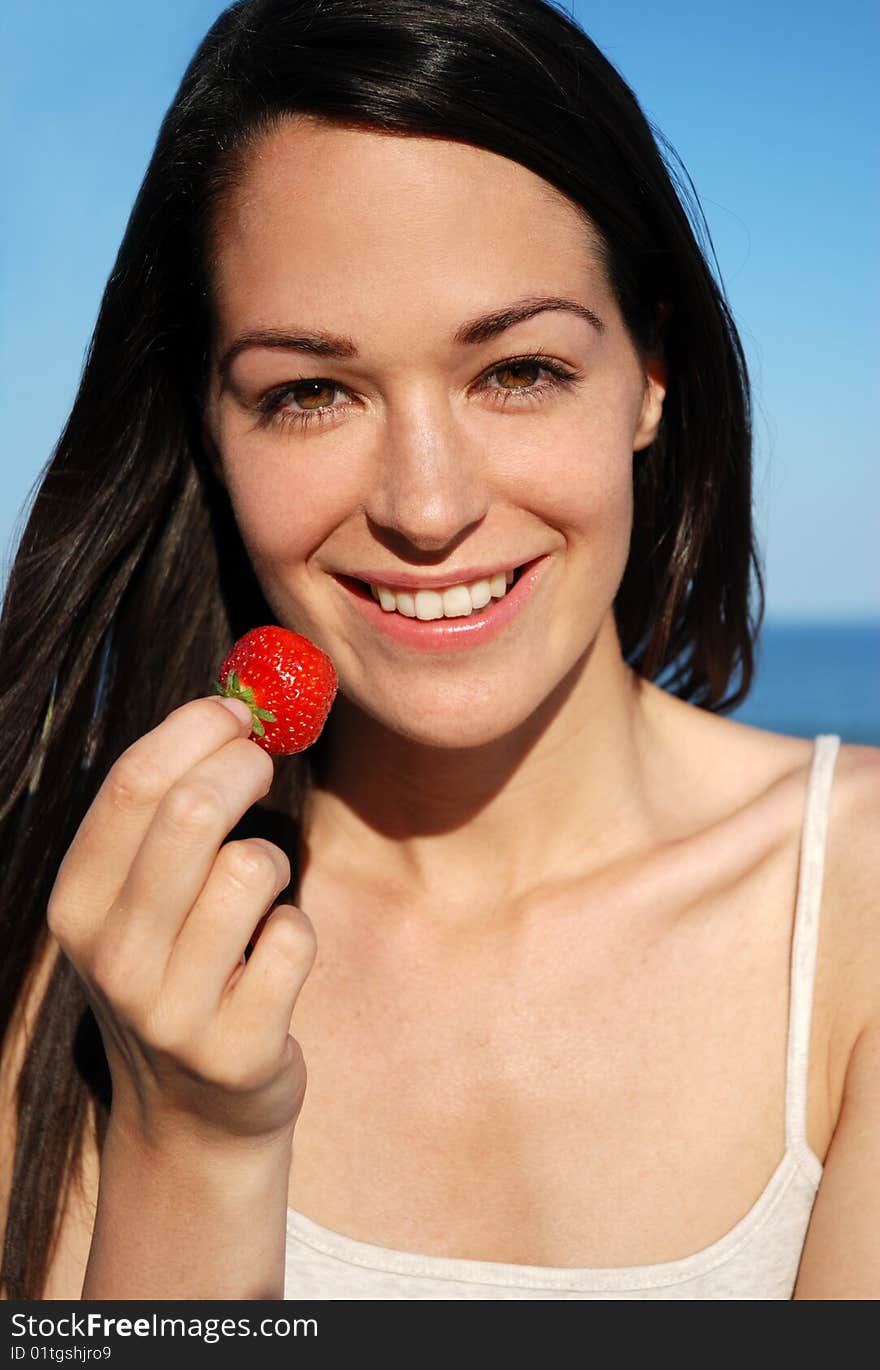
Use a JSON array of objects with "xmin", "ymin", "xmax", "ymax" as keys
[
  {"xmin": 572, "ymin": 473, "xmax": 633, "ymax": 610},
  {"xmin": 223, "ymin": 436, "xmax": 353, "ymax": 559},
  {"xmin": 520, "ymin": 426, "xmax": 634, "ymax": 558}
]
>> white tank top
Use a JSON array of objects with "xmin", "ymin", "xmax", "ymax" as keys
[{"xmin": 284, "ymin": 735, "xmax": 841, "ymax": 1299}]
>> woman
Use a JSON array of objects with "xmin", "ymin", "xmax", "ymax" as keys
[{"xmin": 1, "ymin": 0, "xmax": 877, "ymax": 1301}]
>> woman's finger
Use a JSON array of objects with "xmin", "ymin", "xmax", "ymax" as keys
[
  {"xmin": 49, "ymin": 695, "xmax": 254, "ymax": 945},
  {"xmin": 97, "ymin": 734, "xmax": 274, "ymax": 979},
  {"xmin": 161, "ymin": 837, "xmax": 291, "ymax": 1016},
  {"xmin": 221, "ymin": 904, "xmax": 317, "ymax": 1050}
]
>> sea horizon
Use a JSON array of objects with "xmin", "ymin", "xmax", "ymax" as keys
[{"xmin": 728, "ymin": 616, "xmax": 879, "ymax": 746}]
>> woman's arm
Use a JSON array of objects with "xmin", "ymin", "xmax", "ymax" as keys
[
  {"xmin": 81, "ymin": 1120, "xmax": 293, "ymax": 1300},
  {"xmin": 40, "ymin": 695, "xmax": 315, "ymax": 1301},
  {"xmin": 1, "ymin": 935, "xmax": 294, "ymax": 1301},
  {"xmin": 792, "ymin": 1018, "xmax": 880, "ymax": 1298},
  {"xmin": 792, "ymin": 752, "xmax": 880, "ymax": 1300}
]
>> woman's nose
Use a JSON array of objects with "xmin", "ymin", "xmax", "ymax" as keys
[{"xmin": 363, "ymin": 388, "xmax": 490, "ymax": 554}]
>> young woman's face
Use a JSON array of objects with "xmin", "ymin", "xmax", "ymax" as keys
[{"xmin": 204, "ymin": 118, "xmax": 665, "ymax": 748}]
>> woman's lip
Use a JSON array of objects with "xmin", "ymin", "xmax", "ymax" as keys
[
  {"xmin": 341, "ymin": 563, "xmax": 522, "ymax": 592},
  {"xmin": 333, "ymin": 555, "xmax": 549, "ymax": 652}
]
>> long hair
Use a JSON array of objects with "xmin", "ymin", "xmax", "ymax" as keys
[{"xmin": 0, "ymin": 0, "xmax": 761, "ymax": 1297}]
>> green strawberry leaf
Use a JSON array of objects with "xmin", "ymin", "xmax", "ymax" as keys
[{"xmin": 212, "ymin": 667, "xmax": 275, "ymax": 737}]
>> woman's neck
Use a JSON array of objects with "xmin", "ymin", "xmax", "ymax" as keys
[{"xmin": 299, "ymin": 616, "xmax": 676, "ymax": 921}]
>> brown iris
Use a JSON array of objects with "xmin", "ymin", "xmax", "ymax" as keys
[
  {"xmin": 289, "ymin": 380, "xmax": 337, "ymax": 409},
  {"xmin": 494, "ymin": 360, "xmax": 542, "ymax": 389}
]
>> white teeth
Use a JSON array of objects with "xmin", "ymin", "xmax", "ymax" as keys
[
  {"xmin": 365, "ymin": 569, "xmax": 518, "ymax": 619},
  {"xmin": 442, "ymin": 585, "xmax": 473, "ymax": 617},
  {"xmin": 469, "ymin": 578, "xmax": 492, "ymax": 610},
  {"xmin": 414, "ymin": 590, "xmax": 444, "ymax": 621}
]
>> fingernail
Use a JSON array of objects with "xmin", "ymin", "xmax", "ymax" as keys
[{"xmin": 215, "ymin": 696, "xmax": 253, "ymax": 729}]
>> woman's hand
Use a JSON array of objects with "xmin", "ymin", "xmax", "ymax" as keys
[{"xmin": 47, "ymin": 694, "xmax": 316, "ymax": 1151}]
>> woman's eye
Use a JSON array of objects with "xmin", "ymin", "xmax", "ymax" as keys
[
  {"xmin": 255, "ymin": 379, "xmax": 349, "ymax": 431},
  {"xmin": 479, "ymin": 355, "xmax": 580, "ymax": 408},
  {"xmin": 262, "ymin": 378, "xmax": 343, "ymax": 415},
  {"xmin": 255, "ymin": 354, "xmax": 579, "ymax": 432},
  {"xmin": 486, "ymin": 359, "xmax": 547, "ymax": 391}
]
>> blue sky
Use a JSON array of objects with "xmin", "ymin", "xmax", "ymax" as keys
[{"xmin": 1, "ymin": 0, "xmax": 877, "ymax": 618}]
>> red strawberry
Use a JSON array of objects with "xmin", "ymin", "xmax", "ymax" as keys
[{"xmin": 212, "ymin": 626, "xmax": 337, "ymax": 755}]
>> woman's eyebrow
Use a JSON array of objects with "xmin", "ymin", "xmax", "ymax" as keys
[
  {"xmin": 454, "ymin": 295, "xmax": 605, "ymax": 345},
  {"xmin": 217, "ymin": 294, "xmax": 605, "ymax": 378}
]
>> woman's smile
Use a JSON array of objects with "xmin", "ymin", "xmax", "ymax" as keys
[{"xmin": 332, "ymin": 554, "xmax": 550, "ymax": 652}]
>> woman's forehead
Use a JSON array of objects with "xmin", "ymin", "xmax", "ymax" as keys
[
  {"xmin": 208, "ymin": 117, "xmax": 603, "ymax": 289},
  {"xmin": 208, "ymin": 118, "xmax": 610, "ymax": 341}
]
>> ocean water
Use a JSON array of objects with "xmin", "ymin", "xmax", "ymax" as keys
[{"xmin": 728, "ymin": 619, "xmax": 879, "ymax": 746}]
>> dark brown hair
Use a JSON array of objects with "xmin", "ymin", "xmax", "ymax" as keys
[{"xmin": 0, "ymin": 0, "xmax": 762, "ymax": 1297}]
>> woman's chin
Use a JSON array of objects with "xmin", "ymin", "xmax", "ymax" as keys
[{"xmin": 338, "ymin": 684, "xmax": 552, "ymax": 754}]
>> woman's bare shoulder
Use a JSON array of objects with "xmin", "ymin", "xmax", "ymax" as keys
[
  {"xmin": 646, "ymin": 678, "xmax": 872, "ymax": 819},
  {"xmin": 821, "ymin": 738, "xmax": 880, "ymax": 1030},
  {"xmin": 695, "ymin": 716, "xmax": 880, "ymax": 1071},
  {"xmin": 700, "ymin": 714, "xmax": 880, "ymax": 962},
  {"xmin": 640, "ymin": 681, "xmax": 819, "ymax": 836},
  {"xmin": 727, "ymin": 726, "xmax": 880, "ymax": 1059},
  {"xmin": 650, "ymin": 692, "xmax": 879, "ymax": 992}
]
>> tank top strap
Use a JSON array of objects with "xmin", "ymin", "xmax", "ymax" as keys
[{"xmin": 784, "ymin": 733, "xmax": 842, "ymax": 1168}]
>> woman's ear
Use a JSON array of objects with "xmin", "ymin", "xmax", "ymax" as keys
[{"xmin": 633, "ymin": 355, "xmax": 667, "ymax": 452}]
